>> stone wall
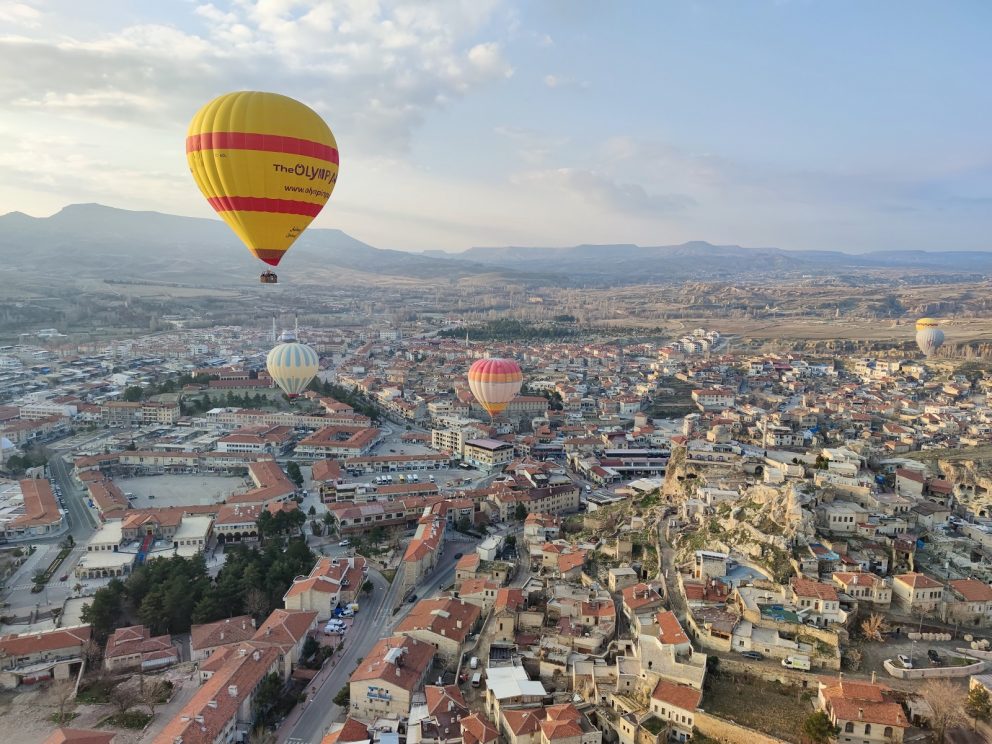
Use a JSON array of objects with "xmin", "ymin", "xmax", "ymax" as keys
[
  {"xmin": 883, "ymin": 657, "xmax": 987, "ymax": 679},
  {"xmin": 694, "ymin": 711, "xmax": 791, "ymax": 744}
]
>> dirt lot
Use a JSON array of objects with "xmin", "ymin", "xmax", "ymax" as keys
[
  {"xmin": 117, "ymin": 474, "xmax": 242, "ymax": 509},
  {"xmin": 703, "ymin": 670, "xmax": 814, "ymax": 743}
]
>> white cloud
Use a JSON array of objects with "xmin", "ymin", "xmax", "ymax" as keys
[
  {"xmin": 0, "ymin": 1, "xmax": 513, "ymax": 152},
  {"xmin": 515, "ymin": 167, "xmax": 695, "ymax": 216},
  {"xmin": 0, "ymin": 1, "xmax": 42, "ymax": 28},
  {"xmin": 543, "ymin": 74, "xmax": 558, "ymax": 88}
]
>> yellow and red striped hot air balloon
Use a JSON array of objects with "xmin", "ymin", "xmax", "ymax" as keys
[
  {"xmin": 186, "ymin": 91, "xmax": 339, "ymax": 283},
  {"xmin": 468, "ymin": 358, "xmax": 524, "ymax": 419}
]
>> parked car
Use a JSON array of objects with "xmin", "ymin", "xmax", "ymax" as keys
[
  {"xmin": 927, "ymin": 649, "xmax": 943, "ymax": 665},
  {"xmin": 740, "ymin": 651, "xmax": 764, "ymax": 661},
  {"xmin": 898, "ymin": 654, "xmax": 914, "ymax": 668},
  {"xmin": 407, "ymin": 594, "xmax": 418, "ymax": 603},
  {"xmin": 454, "ymin": 552, "xmax": 463, "ymax": 559},
  {"xmin": 338, "ymin": 539, "xmax": 350, "ymax": 547}
]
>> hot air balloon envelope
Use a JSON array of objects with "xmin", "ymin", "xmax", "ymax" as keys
[
  {"xmin": 267, "ymin": 332, "xmax": 320, "ymax": 398},
  {"xmin": 186, "ymin": 91, "xmax": 339, "ymax": 280},
  {"xmin": 915, "ymin": 318, "xmax": 945, "ymax": 357},
  {"xmin": 468, "ymin": 358, "xmax": 523, "ymax": 419}
]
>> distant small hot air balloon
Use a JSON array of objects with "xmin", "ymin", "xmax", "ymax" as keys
[
  {"xmin": 267, "ymin": 331, "xmax": 319, "ymax": 399},
  {"xmin": 468, "ymin": 358, "xmax": 524, "ymax": 419},
  {"xmin": 915, "ymin": 317, "xmax": 945, "ymax": 357},
  {"xmin": 186, "ymin": 91, "xmax": 339, "ymax": 283}
]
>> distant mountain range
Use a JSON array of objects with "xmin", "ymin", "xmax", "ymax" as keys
[
  {"xmin": 0, "ymin": 204, "xmax": 530, "ymax": 288},
  {"xmin": 429, "ymin": 242, "xmax": 992, "ymax": 282},
  {"xmin": 1, "ymin": 203, "xmax": 990, "ymax": 289}
]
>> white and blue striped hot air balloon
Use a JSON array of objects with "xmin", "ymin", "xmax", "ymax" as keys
[{"xmin": 266, "ymin": 330, "xmax": 319, "ymax": 398}]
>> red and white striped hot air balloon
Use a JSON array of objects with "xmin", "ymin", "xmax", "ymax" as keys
[{"xmin": 467, "ymin": 358, "xmax": 523, "ymax": 419}]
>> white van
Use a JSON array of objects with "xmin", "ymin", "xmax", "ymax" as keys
[
  {"xmin": 471, "ymin": 672, "xmax": 482, "ymax": 688},
  {"xmin": 781, "ymin": 655, "xmax": 811, "ymax": 671}
]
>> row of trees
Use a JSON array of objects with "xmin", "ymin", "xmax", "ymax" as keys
[
  {"xmin": 82, "ymin": 536, "xmax": 315, "ymax": 641},
  {"xmin": 307, "ymin": 379, "xmax": 381, "ymax": 422},
  {"xmin": 438, "ymin": 319, "xmax": 577, "ymax": 341}
]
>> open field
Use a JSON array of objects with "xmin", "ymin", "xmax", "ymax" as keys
[
  {"xmin": 117, "ymin": 474, "xmax": 241, "ymax": 508},
  {"xmin": 702, "ymin": 671, "xmax": 812, "ymax": 743}
]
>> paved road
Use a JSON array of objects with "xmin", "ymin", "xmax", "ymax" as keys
[
  {"xmin": 282, "ymin": 537, "xmax": 475, "ymax": 743},
  {"xmin": 49, "ymin": 453, "xmax": 98, "ymax": 541},
  {"xmin": 281, "ymin": 566, "xmax": 398, "ymax": 744}
]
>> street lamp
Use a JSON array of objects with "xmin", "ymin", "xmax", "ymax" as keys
[{"xmin": 909, "ymin": 639, "xmax": 916, "ymax": 668}]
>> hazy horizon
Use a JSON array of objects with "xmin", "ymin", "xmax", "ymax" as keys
[{"xmin": 0, "ymin": 2, "xmax": 990, "ymax": 254}]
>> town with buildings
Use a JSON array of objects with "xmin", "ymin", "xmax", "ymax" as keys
[{"xmin": 2, "ymin": 315, "xmax": 992, "ymax": 744}]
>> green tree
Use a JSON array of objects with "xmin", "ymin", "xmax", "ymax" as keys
[
  {"xmin": 301, "ymin": 636, "xmax": 319, "ymax": 660},
  {"xmin": 333, "ymin": 686, "xmax": 350, "ymax": 706},
  {"xmin": 286, "ymin": 461, "xmax": 304, "ymax": 487},
  {"xmin": 253, "ymin": 672, "xmax": 283, "ymax": 719},
  {"xmin": 122, "ymin": 386, "xmax": 144, "ymax": 402},
  {"xmin": 456, "ymin": 516, "xmax": 472, "ymax": 533},
  {"xmin": 362, "ymin": 579, "xmax": 374, "ymax": 594},
  {"xmin": 966, "ymin": 685, "xmax": 992, "ymax": 729},
  {"xmin": 800, "ymin": 710, "xmax": 838, "ymax": 744},
  {"xmin": 81, "ymin": 579, "xmax": 126, "ymax": 642},
  {"xmin": 514, "ymin": 502, "xmax": 528, "ymax": 521}
]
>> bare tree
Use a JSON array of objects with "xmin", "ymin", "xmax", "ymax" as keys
[
  {"xmin": 860, "ymin": 613, "xmax": 889, "ymax": 642},
  {"xmin": 140, "ymin": 676, "xmax": 171, "ymax": 716},
  {"xmin": 921, "ymin": 678, "xmax": 967, "ymax": 744},
  {"xmin": 51, "ymin": 681, "xmax": 77, "ymax": 724},
  {"xmin": 109, "ymin": 682, "xmax": 140, "ymax": 716},
  {"xmin": 244, "ymin": 588, "xmax": 269, "ymax": 619},
  {"xmin": 81, "ymin": 639, "xmax": 102, "ymax": 670}
]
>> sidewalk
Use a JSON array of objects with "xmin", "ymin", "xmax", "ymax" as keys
[{"xmin": 274, "ymin": 643, "xmax": 347, "ymax": 743}]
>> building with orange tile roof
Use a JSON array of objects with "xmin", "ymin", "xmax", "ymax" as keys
[
  {"xmin": 320, "ymin": 717, "xmax": 370, "ymax": 744},
  {"xmin": 401, "ymin": 502, "xmax": 447, "ymax": 592},
  {"xmin": 892, "ymin": 572, "xmax": 943, "ymax": 614},
  {"xmin": 283, "ymin": 555, "xmax": 368, "ymax": 619},
  {"xmin": 650, "ymin": 680, "xmax": 702, "ymax": 740},
  {"xmin": 656, "ymin": 610, "xmax": 692, "ymax": 655},
  {"xmin": 42, "ymin": 729, "xmax": 116, "ymax": 744},
  {"xmin": 831, "ymin": 572, "xmax": 892, "ymax": 609},
  {"xmin": 349, "ymin": 635, "xmax": 435, "ymax": 722},
  {"xmin": 0, "ymin": 624, "xmax": 92, "ymax": 689},
  {"xmin": 190, "ymin": 616, "xmax": 256, "ymax": 662},
  {"xmin": 943, "ymin": 578, "xmax": 992, "ymax": 625},
  {"xmin": 152, "ymin": 644, "xmax": 282, "ymax": 744},
  {"xmin": 459, "ymin": 712, "xmax": 499, "ymax": 744},
  {"xmin": 817, "ymin": 679, "xmax": 909, "ymax": 744},
  {"xmin": 395, "ymin": 597, "xmax": 482, "ymax": 662},
  {"xmin": 294, "ymin": 425, "xmax": 381, "ymax": 459},
  {"xmin": 2, "ymin": 478, "xmax": 64, "ymax": 538},
  {"xmin": 104, "ymin": 625, "xmax": 177, "ymax": 672},
  {"xmin": 250, "ymin": 609, "xmax": 318, "ymax": 677}
]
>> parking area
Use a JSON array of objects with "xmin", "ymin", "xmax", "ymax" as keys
[
  {"xmin": 116, "ymin": 474, "xmax": 242, "ymax": 508},
  {"xmin": 856, "ymin": 635, "xmax": 978, "ymax": 677}
]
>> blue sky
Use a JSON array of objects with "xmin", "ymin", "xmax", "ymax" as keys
[{"xmin": 0, "ymin": 0, "xmax": 989, "ymax": 252}]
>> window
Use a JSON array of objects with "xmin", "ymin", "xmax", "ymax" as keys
[
  {"xmin": 845, "ymin": 723, "xmax": 854, "ymax": 733},
  {"xmin": 884, "ymin": 727, "xmax": 893, "ymax": 738},
  {"xmin": 864, "ymin": 724, "xmax": 871, "ymax": 735}
]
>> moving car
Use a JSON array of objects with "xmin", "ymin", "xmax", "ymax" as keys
[
  {"xmin": 338, "ymin": 539, "xmax": 350, "ymax": 547},
  {"xmin": 740, "ymin": 651, "xmax": 764, "ymax": 661}
]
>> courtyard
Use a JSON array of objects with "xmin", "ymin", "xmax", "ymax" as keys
[{"xmin": 114, "ymin": 474, "xmax": 242, "ymax": 509}]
